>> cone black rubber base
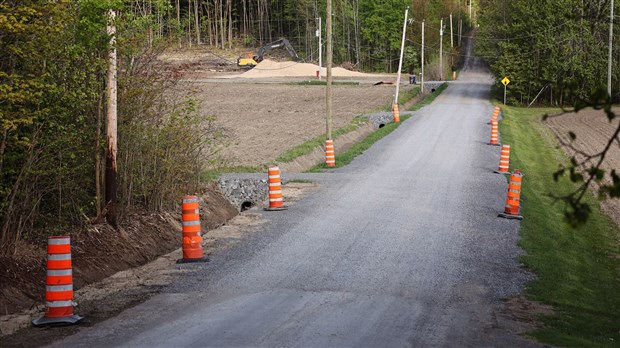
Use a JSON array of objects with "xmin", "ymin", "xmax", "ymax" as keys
[
  {"xmin": 488, "ymin": 143, "xmax": 501, "ymax": 146},
  {"xmin": 493, "ymin": 170, "xmax": 511, "ymax": 175},
  {"xmin": 498, "ymin": 212, "xmax": 523, "ymax": 220},
  {"xmin": 264, "ymin": 206, "xmax": 288, "ymax": 211},
  {"xmin": 176, "ymin": 257, "xmax": 210, "ymax": 264},
  {"xmin": 32, "ymin": 314, "xmax": 83, "ymax": 327}
]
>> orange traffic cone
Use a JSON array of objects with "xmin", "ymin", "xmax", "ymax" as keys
[
  {"xmin": 178, "ymin": 195, "xmax": 209, "ymax": 263},
  {"xmin": 32, "ymin": 236, "xmax": 83, "ymax": 326},
  {"xmin": 491, "ymin": 109, "xmax": 499, "ymax": 123},
  {"xmin": 325, "ymin": 139, "xmax": 336, "ymax": 167},
  {"xmin": 498, "ymin": 169, "xmax": 523, "ymax": 220},
  {"xmin": 392, "ymin": 103, "xmax": 401, "ymax": 123},
  {"xmin": 494, "ymin": 144, "xmax": 511, "ymax": 174},
  {"xmin": 488, "ymin": 106, "xmax": 500, "ymax": 124},
  {"xmin": 265, "ymin": 165, "xmax": 287, "ymax": 211},
  {"xmin": 488, "ymin": 121, "xmax": 500, "ymax": 146}
]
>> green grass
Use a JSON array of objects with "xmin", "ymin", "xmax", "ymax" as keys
[
  {"xmin": 275, "ymin": 116, "xmax": 366, "ymax": 163},
  {"xmin": 406, "ymin": 83, "xmax": 448, "ymax": 111},
  {"xmin": 287, "ymin": 80, "xmax": 359, "ymax": 86},
  {"xmin": 382, "ymin": 85, "xmax": 421, "ymax": 111},
  {"xmin": 202, "ymin": 165, "xmax": 265, "ymax": 180},
  {"xmin": 499, "ymin": 106, "xmax": 620, "ymax": 347},
  {"xmin": 306, "ymin": 114, "xmax": 411, "ymax": 172}
]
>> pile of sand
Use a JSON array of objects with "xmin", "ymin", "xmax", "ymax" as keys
[{"xmin": 235, "ymin": 59, "xmax": 377, "ymax": 78}]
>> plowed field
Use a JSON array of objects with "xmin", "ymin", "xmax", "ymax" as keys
[
  {"xmin": 187, "ymin": 82, "xmax": 398, "ymax": 167},
  {"xmin": 545, "ymin": 108, "xmax": 620, "ymax": 227}
]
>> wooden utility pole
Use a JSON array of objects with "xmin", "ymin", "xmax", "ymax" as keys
[
  {"xmin": 421, "ymin": 19, "xmax": 425, "ymax": 93},
  {"xmin": 394, "ymin": 7, "xmax": 409, "ymax": 105},
  {"xmin": 106, "ymin": 9, "xmax": 118, "ymax": 229},
  {"xmin": 326, "ymin": 0, "xmax": 333, "ymax": 140},
  {"xmin": 450, "ymin": 14, "xmax": 454, "ymax": 48},
  {"xmin": 458, "ymin": 19, "xmax": 462, "ymax": 47},
  {"xmin": 439, "ymin": 18, "xmax": 444, "ymax": 80},
  {"xmin": 608, "ymin": 0, "xmax": 614, "ymax": 97}
]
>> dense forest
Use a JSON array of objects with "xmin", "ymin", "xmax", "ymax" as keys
[
  {"xmin": 476, "ymin": 0, "xmax": 619, "ymax": 105},
  {"xmin": 118, "ymin": 0, "xmax": 473, "ymax": 72}
]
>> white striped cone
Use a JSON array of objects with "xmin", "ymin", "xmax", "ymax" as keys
[
  {"xmin": 265, "ymin": 165, "xmax": 287, "ymax": 211},
  {"xmin": 495, "ymin": 144, "xmax": 511, "ymax": 174},
  {"xmin": 325, "ymin": 140, "xmax": 336, "ymax": 167},
  {"xmin": 32, "ymin": 236, "xmax": 83, "ymax": 326},
  {"xmin": 178, "ymin": 195, "xmax": 208, "ymax": 263},
  {"xmin": 393, "ymin": 104, "xmax": 400, "ymax": 123},
  {"xmin": 489, "ymin": 121, "xmax": 500, "ymax": 146}
]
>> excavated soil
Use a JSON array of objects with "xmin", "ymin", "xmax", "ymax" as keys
[
  {"xmin": 544, "ymin": 107, "xmax": 620, "ymax": 227},
  {"xmin": 227, "ymin": 59, "xmax": 385, "ymax": 79},
  {"xmin": 0, "ymin": 182, "xmax": 238, "ymax": 336}
]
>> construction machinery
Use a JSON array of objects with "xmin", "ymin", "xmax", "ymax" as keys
[{"xmin": 237, "ymin": 38, "xmax": 300, "ymax": 68}]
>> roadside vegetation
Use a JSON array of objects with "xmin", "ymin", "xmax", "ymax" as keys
[
  {"xmin": 274, "ymin": 85, "xmax": 421, "ymax": 166},
  {"xmin": 500, "ymin": 106, "xmax": 620, "ymax": 347}
]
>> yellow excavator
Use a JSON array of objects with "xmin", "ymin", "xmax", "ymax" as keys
[{"xmin": 237, "ymin": 38, "xmax": 300, "ymax": 68}]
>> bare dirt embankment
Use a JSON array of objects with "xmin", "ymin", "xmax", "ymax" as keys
[{"xmin": 545, "ymin": 108, "xmax": 620, "ymax": 227}]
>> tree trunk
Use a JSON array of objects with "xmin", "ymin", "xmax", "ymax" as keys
[
  {"xmin": 96, "ymin": 92, "xmax": 104, "ymax": 217},
  {"xmin": 176, "ymin": 0, "xmax": 181, "ymax": 47},
  {"xmin": 227, "ymin": 0, "xmax": 233, "ymax": 49},
  {"xmin": 219, "ymin": 0, "xmax": 225, "ymax": 49},
  {"xmin": 105, "ymin": 10, "xmax": 118, "ymax": 229},
  {"xmin": 194, "ymin": 0, "xmax": 201, "ymax": 45}
]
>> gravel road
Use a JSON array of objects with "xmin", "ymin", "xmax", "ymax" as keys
[{"xmin": 48, "ymin": 65, "xmax": 540, "ymax": 347}]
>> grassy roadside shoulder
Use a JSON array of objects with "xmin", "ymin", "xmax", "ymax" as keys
[
  {"xmin": 275, "ymin": 85, "xmax": 422, "ymax": 164},
  {"xmin": 499, "ymin": 106, "xmax": 620, "ymax": 347}
]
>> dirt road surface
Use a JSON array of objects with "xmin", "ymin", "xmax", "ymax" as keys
[{"xmin": 44, "ymin": 52, "xmax": 542, "ymax": 347}]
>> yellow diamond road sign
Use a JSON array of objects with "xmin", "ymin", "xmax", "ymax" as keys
[{"xmin": 501, "ymin": 77, "xmax": 510, "ymax": 86}]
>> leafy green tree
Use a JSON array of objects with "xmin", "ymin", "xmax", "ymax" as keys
[{"xmin": 359, "ymin": 0, "xmax": 409, "ymax": 72}]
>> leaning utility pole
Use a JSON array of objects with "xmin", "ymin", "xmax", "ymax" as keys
[
  {"xmin": 105, "ymin": 9, "xmax": 118, "ymax": 229},
  {"xmin": 421, "ymin": 19, "xmax": 425, "ymax": 93},
  {"xmin": 326, "ymin": 0, "xmax": 333, "ymax": 140},
  {"xmin": 394, "ymin": 7, "xmax": 409, "ymax": 106},
  {"xmin": 608, "ymin": 0, "xmax": 614, "ymax": 97},
  {"xmin": 439, "ymin": 18, "xmax": 444, "ymax": 80}
]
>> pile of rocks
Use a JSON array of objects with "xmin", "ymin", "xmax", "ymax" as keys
[
  {"xmin": 368, "ymin": 112, "xmax": 394, "ymax": 128},
  {"xmin": 218, "ymin": 178, "xmax": 269, "ymax": 211}
]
